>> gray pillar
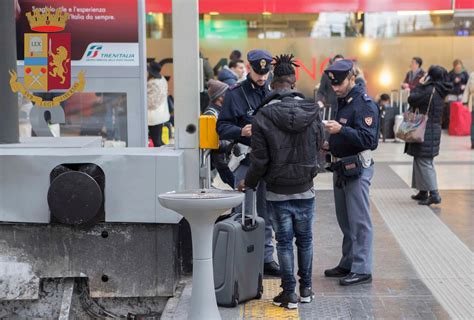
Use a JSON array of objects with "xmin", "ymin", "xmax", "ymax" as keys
[
  {"xmin": 0, "ymin": 0, "xmax": 19, "ymax": 144},
  {"xmin": 172, "ymin": 0, "xmax": 200, "ymax": 189}
]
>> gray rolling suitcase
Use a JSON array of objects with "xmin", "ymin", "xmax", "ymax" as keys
[{"xmin": 213, "ymin": 191, "xmax": 264, "ymax": 307}]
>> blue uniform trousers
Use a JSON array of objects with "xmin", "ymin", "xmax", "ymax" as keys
[{"xmin": 333, "ymin": 165, "xmax": 374, "ymax": 274}]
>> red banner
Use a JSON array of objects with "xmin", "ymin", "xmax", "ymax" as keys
[
  {"xmin": 47, "ymin": 33, "xmax": 71, "ymax": 90},
  {"xmin": 455, "ymin": 0, "xmax": 474, "ymax": 10},
  {"xmin": 146, "ymin": 0, "xmax": 460, "ymax": 13}
]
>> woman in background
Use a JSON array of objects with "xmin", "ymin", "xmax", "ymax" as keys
[
  {"xmin": 448, "ymin": 59, "xmax": 469, "ymax": 101},
  {"xmin": 406, "ymin": 65, "xmax": 452, "ymax": 206},
  {"xmin": 147, "ymin": 61, "xmax": 170, "ymax": 147}
]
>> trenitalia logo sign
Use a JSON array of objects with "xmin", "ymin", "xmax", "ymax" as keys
[
  {"xmin": 86, "ymin": 45, "xmax": 103, "ymax": 58},
  {"xmin": 80, "ymin": 43, "xmax": 139, "ymax": 66}
]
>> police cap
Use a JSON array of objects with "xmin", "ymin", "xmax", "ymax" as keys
[
  {"xmin": 247, "ymin": 49, "xmax": 272, "ymax": 75},
  {"xmin": 324, "ymin": 59, "xmax": 354, "ymax": 85}
]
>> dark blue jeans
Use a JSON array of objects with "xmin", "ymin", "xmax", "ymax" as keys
[{"xmin": 267, "ymin": 198, "xmax": 314, "ymax": 292}]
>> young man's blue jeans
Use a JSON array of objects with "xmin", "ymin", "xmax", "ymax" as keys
[{"xmin": 267, "ymin": 198, "xmax": 314, "ymax": 292}]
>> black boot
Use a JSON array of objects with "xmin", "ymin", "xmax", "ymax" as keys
[
  {"xmin": 418, "ymin": 191, "xmax": 441, "ymax": 206},
  {"xmin": 411, "ymin": 191, "xmax": 428, "ymax": 201},
  {"xmin": 324, "ymin": 266, "xmax": 351, "ymax": 278},
  {"xmin": 339, "ymin": 273, "xmax": 372, "ymax": 286}
]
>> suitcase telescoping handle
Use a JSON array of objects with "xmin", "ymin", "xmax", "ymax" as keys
[
  {"xmin": 390, "ymin": 90, "xmax": 399, "ymax": 109},
  {"xmin": 241, "ymin": 189, "xmax": 257, "ymax": 227}
]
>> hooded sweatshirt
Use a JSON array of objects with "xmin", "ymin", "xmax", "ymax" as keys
[{"xmin": 245, "ymin": 90, "xmax": 324, "ymax": 194}]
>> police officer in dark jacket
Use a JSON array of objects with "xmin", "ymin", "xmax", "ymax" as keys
[
  {"xmin": 217, "ymin": 49, "xmax": 280, "ymax": 276},
  {"xmin": 323, "ymin": 60, "xmax": 379, "ymax": 286}
]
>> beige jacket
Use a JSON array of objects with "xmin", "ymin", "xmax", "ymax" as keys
[
  {"xmin": 462, "ymin": 72, "xmax": 474, "ymax": 112},
  {"xmin": 147, "ymin": 78, "xmax": 170, "ymax": 126}
]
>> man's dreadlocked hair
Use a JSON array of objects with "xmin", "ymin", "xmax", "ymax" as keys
[{"xmin": 272, "ymin": 54, "xmax": 299, "ymax": 86}]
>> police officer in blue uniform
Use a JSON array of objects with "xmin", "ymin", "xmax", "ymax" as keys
[
  {"xmin": 217, "ymin": 49, "xmax": 280, "ymax": 276},
  {"xmin": 322, "ymin": 60, "xmax": 379, "ymax": 286}
]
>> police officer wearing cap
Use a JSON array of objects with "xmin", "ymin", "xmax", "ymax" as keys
[
  {"xmin": 322, "ymin": 59, "xmax": 379, "ymax": 286},
  {"xmin": 217, "ymin": 49, "xmax": 280, "ymax": 276}
]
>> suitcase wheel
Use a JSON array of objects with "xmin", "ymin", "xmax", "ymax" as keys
[
  {"xmin": 230, "ymin": 281, "xmax": 239, "ymax": 307},
  {"xmin": 255, "ymin": 273, "xmax": 263, "ymax": 299}
]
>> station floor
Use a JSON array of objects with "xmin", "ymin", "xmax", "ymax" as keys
[{"xmin": 162, "ymin": 133, "xmax": 473, "ymax": 320}]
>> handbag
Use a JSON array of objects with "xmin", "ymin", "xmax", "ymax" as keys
[{"xmin": 396, "ymin": 87, "xmax": 435, "ymax": 143}]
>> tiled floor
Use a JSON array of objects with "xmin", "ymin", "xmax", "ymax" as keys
[
  {"xmin": 308, "ymin": 190, "xmax": 450, "ymax": 319},
  {"xmin": 179, "ymin": 133, "xmax": 474, "ymax": 319},
  {"xmin": 389, "ymin": 163, "xmax": 474, "ymax": 190},
  {"xmin": 433, "ymin": 190, "xmax": 474, "ymax": 251},
  {"xmin": 373, "ymin": 133, "xmax": 473, "ymax": 163}
]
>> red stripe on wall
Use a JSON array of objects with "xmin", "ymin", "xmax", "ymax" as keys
[
  {"xmin": 455, "ymin": 0, "xmax": 474, "ymax": 10},
  {"xmin": 146, "ymin": 0, "xmax": 462, "ymax": 14}
]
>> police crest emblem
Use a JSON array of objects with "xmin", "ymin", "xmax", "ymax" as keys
[
  {"xmin": 328, "ymin": 72, "xmax": 335, "ymax": 80},
  {"xmin": 365, "ymin": 117, "xmax": 373, "ymax": 126},
  {"xmin": 9, "ymin": 7, "xmax": 85, "ymax": 108},
  {"xmin": 260, "ymin": 59, "xmax": 267, "ymax": 70}
]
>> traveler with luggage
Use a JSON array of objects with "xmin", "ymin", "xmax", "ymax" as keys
[
  {"xmin": 461, "ymin": 72, "xmax": 474, "ymax": 149},
  {"xmin": 323, "ymin": 59, "xmax": 379, "ymax": 286},
  {"xmin": 445, "ymin": 59, "xmax": 469, "ymax": 129},
  {"xmin": 217, "ymin": 49, "xmax": 280, "ymax": 277},
  {"xmin": 448, "ymin": 59, "xmax": 469, "ymax": 100},
  {"xmin": 406, "ymin": 66, "xmax": 452, "ymax": 206},
  {"xmin": 239, "ymin": 54, "xmax": 324, "ymax": 309}
]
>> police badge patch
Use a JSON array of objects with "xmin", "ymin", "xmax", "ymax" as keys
[
  {"xmin": 260, "ymin": 59, "xmax": 267, "ymax": 70},
  {"xmin": 365, "ymin": 117, "xmax": 373, "ymax": 126}
]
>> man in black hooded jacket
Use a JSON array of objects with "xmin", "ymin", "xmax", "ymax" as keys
[{"xmin": 239, "ymin": 54, "xmax": 324, "ymax": 310}]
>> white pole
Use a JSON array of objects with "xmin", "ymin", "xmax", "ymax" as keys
[
  {"xmin": 0, "ymin": 0, "xmax": 19, "ymax": 143},
  {"xmin": 172, "ymin": 0, "xmax": 201, "ymax": 190}
]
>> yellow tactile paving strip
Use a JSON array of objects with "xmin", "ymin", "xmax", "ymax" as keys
[{"xmin": 242, "ymin": 279, "xmax": 300, "ymax": 319}]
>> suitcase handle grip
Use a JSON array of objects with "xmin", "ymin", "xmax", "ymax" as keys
[
  {"xmin": 240, "ymin": 189, "xmax": 257, "ymax": 228},
  {"xmin": 234, "ymin": 214, "xmax": 259, "ymax": 231}
]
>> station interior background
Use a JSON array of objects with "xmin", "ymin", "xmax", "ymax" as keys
[{"xmin": 145, "ymin": 1, "xmax": 474, "ymax": 101}]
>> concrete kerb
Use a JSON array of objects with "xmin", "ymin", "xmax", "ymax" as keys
[{"xmin": 160, "ymin": 278, "xmax": 191, "ymax": 320}]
